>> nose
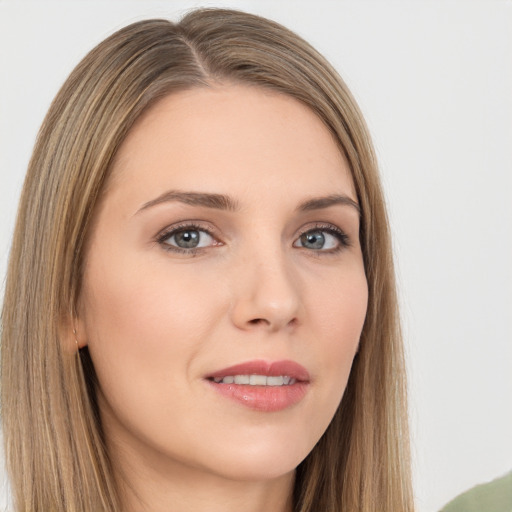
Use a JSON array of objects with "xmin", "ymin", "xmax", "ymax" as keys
[{"xmin": 230, "ymin": 249, "xmax": 301, "ymax": 333}]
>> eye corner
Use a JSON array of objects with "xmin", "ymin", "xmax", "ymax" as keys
[
  {"xmin": 155, "ymin": 221, "xmax": 222, "ymax": 255},
  {"xmin": 294, "ymin": 223, "xmax": 351, "ymax": 254}
]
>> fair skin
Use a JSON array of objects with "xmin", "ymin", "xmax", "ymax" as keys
[{"xmin": 78, "ymin": 84, "xmax": 368, "ymax": 512}]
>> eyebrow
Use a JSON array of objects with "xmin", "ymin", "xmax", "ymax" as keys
[
  {"xmin": 135, "ymin": 190, "xmax": 360, "ymax": 215},
  {"xmin": 297, "ymin": 194, "xmax": 361, "ymax": 215},
  {"xmin": 136, "ymin": 190, "xmax": 240, "ymax": 214}
]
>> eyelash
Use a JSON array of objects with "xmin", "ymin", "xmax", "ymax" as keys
[
  {"xmin": 156, "ymin": 222, "xmax": 217, "ymax": 255},
  {"xmin": 156, "ymin": 222, "xmax": 350, "ymax": 255},
  {"xmin": 295, "ymin": 224, "xmax": 351, "ymax": 254}
]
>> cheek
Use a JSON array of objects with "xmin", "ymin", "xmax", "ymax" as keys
[
  {"xmin": 80, "ymin": 252, "xmax": 224, "ymax": 407},
  {"xmin": 311, "ymin": 258, "xmax": 368, "ymax": 347},
  {"xmin": 84, "ymin": 247, "xmax": 219, "ymax": 337},
  {"xmin": 305, "ymin": 263, "xmax": 368, "ymax": 409},
  {"xmin": 328, "ymin": 277, "xmax": 367, "ymax": 349}
]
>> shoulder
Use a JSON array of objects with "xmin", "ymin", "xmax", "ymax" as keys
[{"xmin": 439, "ymin": 471, "xmax": 512, "ymax": 512}]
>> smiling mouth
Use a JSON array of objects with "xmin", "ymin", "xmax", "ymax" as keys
[
  {"xmin": 205, "ymin": 360, "xmax": 309, "ymax": 412},
  {"xmin": 209, "ymin": 375, "xmax": 297, "ymax": 386},
  {"xmin": 206, "ymin": 359, "xmax": 310, "ymax": 382}
]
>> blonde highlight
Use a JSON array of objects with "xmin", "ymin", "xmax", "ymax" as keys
[{"xmin": 1, "ymin": 9, "xmax": 413, "ymax": 511}]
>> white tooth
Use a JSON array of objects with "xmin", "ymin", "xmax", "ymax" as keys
[
  {"xmin": 267, "ymin": 376, "xmax": 284, "ymax": 386},
  {"xmin": 289, "ymin": 378, "xmax": 296, "ymax": 385},
  {"xmin": 283, "ymin": 376, "xmax": 291, "ymax": 385},
  {"xmin": 213, "ymin": 377, "xmax": 223, "ymax": 383},
  {"xmin": 250, "ymin": 375, "xmax": 267, "ymax": 385},
  {"xmin": 222, "ymin": 376, "xmax": 234, "ymax": 384},
  {"xmin": 234, "ymin": 375, "xmax": 250, "ymax": 384}
]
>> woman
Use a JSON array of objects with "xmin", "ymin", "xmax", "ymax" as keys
[{"xmin": 1, "ymin": 8, "xmax": 413, "ymax": 512}]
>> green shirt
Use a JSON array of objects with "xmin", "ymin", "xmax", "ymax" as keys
[{"xmin": 440, "ymin": 471, "xmax": 512, "ymax": 512}]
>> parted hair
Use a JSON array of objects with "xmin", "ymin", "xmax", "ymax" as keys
[{"xmin": 1, "ymin": 8, "xmax": 413, "ymax": 512}]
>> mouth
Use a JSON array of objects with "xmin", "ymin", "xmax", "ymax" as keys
[
  {"xmin": 209, "ymin": 375, "xmax": 297, "ymax": 386},
  {"xmin": 205, "ymin": 359, "xmax": 310, "ymax": 412}
]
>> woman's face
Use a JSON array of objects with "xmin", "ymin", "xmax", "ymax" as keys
[{"xmin": 79, "ymin": 84, "xmax": 368, "ymax": 484}]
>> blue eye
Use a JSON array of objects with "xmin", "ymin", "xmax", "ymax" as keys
[
  {"xmin": 160, "ymin": 226, "xmax": 215, "ymax": 251},
  {"xmin": 158, "ymin": 223, "xmax": 348, "ymax": 254},
  {"xmin": 294, "ymin": 227, "xmax": 349, "ymax": 251}
]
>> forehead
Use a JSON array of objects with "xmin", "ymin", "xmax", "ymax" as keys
[{"xmin": 108, "ymin": 84, "xmax": 355, "ymax": 206}]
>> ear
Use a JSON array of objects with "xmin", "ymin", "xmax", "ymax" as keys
[
  {"xmin": 73, "ymin": 321, "xmax": 88, "ymax": 350},
  {"xmin": 59, "ymin": 308, "xmax": 88, "ymax": 354}
]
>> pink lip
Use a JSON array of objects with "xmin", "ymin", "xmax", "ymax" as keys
[{"xmin": 205, "ymin": 359, "xmax": 310, "ymax": 412}]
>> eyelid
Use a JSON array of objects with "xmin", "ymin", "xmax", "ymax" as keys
[
  {"xmin": 154, "ymin": 220, "xmax": 350, "ymax": 255},
  {"xmin": 293, "ymin": 222, "xmax": 351, "ymax": 251},
  {"xmin": 155, "ymin": 221, "xmax": 221, "ymax": 254}
]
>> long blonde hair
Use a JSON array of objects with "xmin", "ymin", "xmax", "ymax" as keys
[{"xmin": 1, "ymin": 8, "xmax": 413, "ymax": 511}]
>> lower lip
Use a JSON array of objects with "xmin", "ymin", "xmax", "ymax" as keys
[{"xmin": 206, "ymin": 380, "xmax": 308, "ymax": 412}]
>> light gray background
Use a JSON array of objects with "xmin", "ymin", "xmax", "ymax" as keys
[{"xmin": 1, "ymin": 1, "xmax": 511, "ymax": 511}]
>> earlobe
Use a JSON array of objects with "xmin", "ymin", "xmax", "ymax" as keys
[
  {"xmin": 59, "ymin": 310, "xmax": 88, "ymax": 354},
  {"xmin": 72, "ymin": 296, "xmax": 89, "ymax": 351},
  {"xmin": 72, "ymin": 316, "xmax": 88, "ymax": 350},
  {"xmin": 73, "ymin": 327, "xmax": 83, "ymax": 350}
]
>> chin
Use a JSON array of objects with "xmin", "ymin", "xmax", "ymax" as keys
[
  {"xmin": 207, "ymin": 457, "xmax": 299, "ymax": 483},
  {"xmin": 194, "ymin": 432, "xmax": 313, "ymax": 483}
]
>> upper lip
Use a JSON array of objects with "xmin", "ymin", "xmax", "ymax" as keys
[{"xmin": 206, "ymin": 359, "xmax": 310, "ymax": 382}]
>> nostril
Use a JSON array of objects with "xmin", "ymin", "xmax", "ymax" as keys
[
  {"xmin": 247, "ymin": 317, "xmax": 298, "ymax": 329},
  {"xmin": 249, "ymin": 318, "xmax": 267, "ymax": 326}
]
